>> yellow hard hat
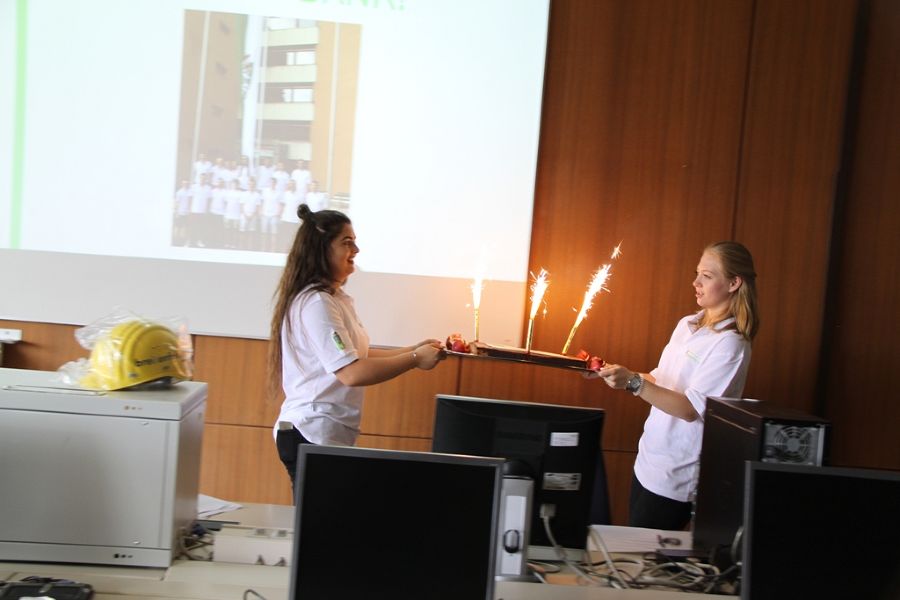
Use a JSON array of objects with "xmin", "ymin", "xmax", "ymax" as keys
[{"xmin": 81, "ymin": 320, "xmax": 190, "ymax": 390}]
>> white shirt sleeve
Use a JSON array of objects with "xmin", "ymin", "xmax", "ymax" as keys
[{"xmin": 297, "ymin": 292, "xmax": 360, "ymax": 374}]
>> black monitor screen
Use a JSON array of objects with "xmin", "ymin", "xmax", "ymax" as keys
[
  {"xmin": 289, "ymin": 445, "xmax": 503, "ymax": 600},
  {"xmin": 742, "ymin": 461, "xmax": 900, "ymax": 600},
  {"xmin": 431, "ymin": 394, "xmax": 608, "ymax": 552}
]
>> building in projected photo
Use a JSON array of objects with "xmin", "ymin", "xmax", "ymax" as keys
[
  {"xmin": 175, "ymin": 12, "xmax": 359, "ymax": 251},
  {"xmin": 251, "ymin": 17, "xmax": 358, "ymax": 212}
]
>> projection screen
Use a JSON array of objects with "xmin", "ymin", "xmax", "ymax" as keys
[{"xmin": 0, "ymin": 0, "xmax": 550, "ymax": 346}]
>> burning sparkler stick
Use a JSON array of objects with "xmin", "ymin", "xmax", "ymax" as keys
[
  {"xmin": 561, "ymin": 243, "xmax": 622, "ymax": 355},
  {"xmin": 561, "ymin": 264, "xmax": 611, "ymax": 354},
  {"xmin": 525, "ymin": 268, "xmax": 549, "ymax": 353},
  {"xmin": 471, "ymin": 275, "xmax": 484, "ymax": 341}
]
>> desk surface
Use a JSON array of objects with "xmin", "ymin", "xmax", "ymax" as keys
[
  {"xmin": 1, "ymin": 504, "xmax": 730, "ymax": 600},
  {"xmin": 208, "ymin": 503, "xmax": 294, "ymax": 531}
]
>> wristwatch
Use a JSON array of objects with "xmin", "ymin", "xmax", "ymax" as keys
[{"xmin": 625, "ymin": 372, "xmax": 644, "ymax": 396}]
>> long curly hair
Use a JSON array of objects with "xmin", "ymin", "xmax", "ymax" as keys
[{"xmin": 267, "ymin": 204, "xmax": 352, "ymax": 397}]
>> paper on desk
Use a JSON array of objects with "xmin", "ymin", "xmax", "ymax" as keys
[
  {"xmin": 589, "ymin": 524, "xmax": 693, "ymax": 553},
  {"xmin": 197, "ymin": 494, "xmax": 242, "ymax": 519}
]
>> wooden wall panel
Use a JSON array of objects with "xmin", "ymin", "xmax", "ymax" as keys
[
  {"xmin": 518, "ymin": 0, "xmax": 756, "ymax": 524},
  {"xmin": 529, "ymin": 0, "xmax": 753, "ymax": 470},
  {"xmin": 0, "ymin": 320, "xmax": 84, "ymax": 371},
  {"xmin": 733, "ymin": 0, "xmax": 858, "ymax": 410},
  {"xmin": 201, "ymin": 423, "xmax": 292, "ymax": 505},
  {"xmin": 532, "ymin": 0, "xmax": 752, "ymax": 340},
  {"xmin": 360, "ymin": 355, "xmax": 461, "ymax": 438},
  {"xmin": 192, "ymin": 335, "xmax": 276, "ymax": 427},
  {"xmin": 823, "ymin": 0, "xmax": 900, "ymax": 470}
]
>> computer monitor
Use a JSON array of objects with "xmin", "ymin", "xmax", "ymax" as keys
[
  {"xmin": 742, "ymin": 461, "xmax": 900, "ymax": 600},
  {"xmin": 431, "ymin": 394, "xmax": 608, "ymax": 559},
  {"xmin": 289, "ymin": 444, "xmax": 504, "ymax": 600}
]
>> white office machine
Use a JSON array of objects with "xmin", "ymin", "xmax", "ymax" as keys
[{"xmin": 0, "ymin": 367, "xmax": 206, "ymax": 567}]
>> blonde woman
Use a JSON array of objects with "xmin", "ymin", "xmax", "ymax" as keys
[{"xmin": 593, "ymin": 241, "xmax": 759, "ymax": 530}]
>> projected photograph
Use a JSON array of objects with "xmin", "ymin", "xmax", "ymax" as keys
[{"xmin": 172, "ymin": 12, "xmax": 360, "ymax": 253}]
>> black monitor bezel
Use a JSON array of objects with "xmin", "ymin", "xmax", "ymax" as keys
[
  {"xmin": 289, "ymin": 444, "xmax": 504, "ymax": 600},
  {"xmin": 431, "ymin": 393, "xmax": 607, "ymax": 552},
  {"xmin": 741, "ymin": 460, "xmax": 900, "ymax": 600}
]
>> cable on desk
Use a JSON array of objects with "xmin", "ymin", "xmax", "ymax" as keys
[
  {"xmin": 539, "ymin": 511, "xmax": 605, "ymax": 587},
  {"xmin": 632, "ymin": 558, "xmax": 737, "ymax": 593},
  {"xmin": 587, "ymin": 525, "xmax": 631, "ymax": 589},
  {"xmin": 534, "ymin": 508, "xmax": 738, "ymax": 593},
  {"xmin": 526, "ymin": 560, "xmax": 561, "ymax": 574},
  {"xmin": 525, "ymin": 559, "xmax": 560, "ymax": 584},
  {"xmin": 528, "ymin": 568, "xmax": 548, "ymax": 584},
  {"xmin": 581, "ymin": 536, "xmax": 738, "ymax": 593},
  {"xmin": 175, "ymin": 525, "xmax": 214, "ymax": 561},
  {"xmin": 243, "ymin": 588, "xmax": 268, "ymax": 600},
  {"xmin": 730, "ymin": 525, "xmax": 744, "ymax": 565}
]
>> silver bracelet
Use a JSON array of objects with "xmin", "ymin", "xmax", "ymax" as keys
[{"xmin": 411, "ymin": 351, "xmax": 418, "ymax": 367}]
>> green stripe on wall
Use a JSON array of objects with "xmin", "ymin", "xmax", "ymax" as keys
[{"xmin": 10, "ymin": 0, "xmax": 27, "ymax": 248}]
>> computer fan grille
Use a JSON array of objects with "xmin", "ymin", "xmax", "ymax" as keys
[{"xmin": 762, "ymin": 423, "xmax": 824, "ymax": 465}]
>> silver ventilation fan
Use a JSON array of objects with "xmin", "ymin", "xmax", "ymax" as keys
[{"xmin": 762, "ymin": 423, "xmax": 826, "ymax": 465}]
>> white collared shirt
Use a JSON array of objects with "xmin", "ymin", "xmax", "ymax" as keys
[
  {"xmin": 280, "ymin": 190, "xmax": 301, "ymax": 223},
  {"xmin": 634, "ymin": 312, "xmax": 751, "ymax": 502},
  {"xmin": 275, "ymin": 286, "xmax": 370, "ymax": 446},
  {"xmin": 174, "ymin": 187, "xmax": 191, "ymax": 215},
  {"xmin": 261, "ymin": 187, "xmax": 283, "ymax": 217}
]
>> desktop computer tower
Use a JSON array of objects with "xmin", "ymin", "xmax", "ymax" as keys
[{"xmin": 692, "ymin": 398, "xmax": 829, "ymax": 558}]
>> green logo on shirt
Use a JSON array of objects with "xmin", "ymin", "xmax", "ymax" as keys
[{"xmin": 331, "ymin": 331, "xmax": 346, "ymax": 350}]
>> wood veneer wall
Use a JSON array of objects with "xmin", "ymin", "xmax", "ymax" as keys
[
  {"xmin": 5, "ymin": 0, "xmax": 898, "ymax": 526},
  {"xmin": 820, "ymin": 0, "xmax": 900, "ymax": 470}
]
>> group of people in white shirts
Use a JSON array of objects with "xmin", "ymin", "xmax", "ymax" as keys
[{"xmin": 173, "ymin": 153, "xmax": 329, "ymax": 252}]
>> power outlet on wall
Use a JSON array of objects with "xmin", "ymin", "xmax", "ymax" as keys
[{"xmin": 0, "ymin": 329, "xmax": 23, "ymax": 343}]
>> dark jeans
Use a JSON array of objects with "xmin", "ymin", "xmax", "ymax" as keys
[
  {"xmin": 275, "ymin": 426, "xmax": 312, "ymax": 503},
  {"xmin": 628, "ymin": 473, "xmax": 692, "ymax": 531}
]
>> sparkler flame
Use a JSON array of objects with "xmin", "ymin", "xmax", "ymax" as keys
[
  {"xmin": 525, "ymin": 268, "xmax": 549, "ymax": 352},
  {"xmin": 528, "ymin": 269, "xmax": 550, "ymax": 320},
  {"xmin": 611, "ymin": 242, "xmax": 623, "ymax": 260},
  {"xmin": 471, "ymin": 276, "xmax": 484, "ymax": 310},
  {"xmin": 471, "ymin": 275, "xmax": 484, "ymax": 340},
  {"xmin": 562, "ymin": 243, "xmax": 622, "ymax": 354},
  {"xmin": 574, "ymin": 264, "xmax": 611, "ymax": 329}
]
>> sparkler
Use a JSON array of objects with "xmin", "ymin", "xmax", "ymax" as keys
[
  {"xmin": 561, "ymin": 264, "xmax": 611, "ymax": 354},
  {"xmin": 561, "ymin": 243, "xmax": 623, "ymax": 355},
  {"xmin": 471, "ymin": 275, "xmax": 484, "ymax": 341},
  {"xmin": 525, "ymin": 268, "xmax": 549, "ymax": 353}
]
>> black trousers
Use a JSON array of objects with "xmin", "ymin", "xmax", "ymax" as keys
[
  {"xmin": 627, "ymin": 473, "xmax": 692, "ymax": 531},
  {"xmin": 275, "ymin": 426, "xmax": 312, "ymax": 502}
]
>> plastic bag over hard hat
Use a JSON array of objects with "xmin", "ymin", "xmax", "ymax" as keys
[{"xmin": 58, "ymin": 309, "xmax": 193, "ymax": 391}]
